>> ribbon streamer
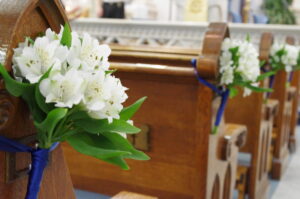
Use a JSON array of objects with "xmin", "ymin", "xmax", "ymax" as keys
[
  {"xmin": 191, "ymin": 59, "xmax": 229, "ymax": 134},
  {"xmin": 0, "ymin": 135, "xmax": 58, "ymax": 199}
]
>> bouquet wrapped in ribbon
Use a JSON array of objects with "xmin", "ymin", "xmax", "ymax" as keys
[
  {"xmin": 193, "ymin": 37, "xmax": 272, "ymax": 134},
  {"xmin": 0, "ymin": 24, "xmax": 149, "ymax": 199}
]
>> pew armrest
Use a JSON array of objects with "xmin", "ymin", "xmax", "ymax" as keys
[
  {"xmin": 287, "ymin": 86, "xmax": 297, "ymax": 101},
  {"xmin": 218, "ymin": 124, "xmax": 247, "ymax": 161},
  {"xmin": 112, "ymin": 191, "xmax": 158, "ymax": 199},
  {"xmin": 265, "ymin": 99, "xmax": 279, "ymax": 120},
  {"xmin": 225, "ymin": 124, "xmax": 247, "ymax": 148}
]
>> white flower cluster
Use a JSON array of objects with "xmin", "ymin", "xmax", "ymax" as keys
[
  {"xmin": 219, "ymin": 38, "xmax": 260, "ymax": 96},
  {"xmin": 12, "ymin": 27, "xmax": 128, "ymax": 123},
  {"xmin": 270, "ymin": 43, "xmax": 299, "ymax": 72}
]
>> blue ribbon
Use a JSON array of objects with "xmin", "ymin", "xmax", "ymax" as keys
[
  {"xmin": 267, "ymin": 75, "xmax": 275, "ymax": 98},
  {"xmin": 0, "ymin": 135, "xmax": 58, "ymax": 199},
  {"xmin": 288, "ymin": 71, "xmax": 294, "ymax": 83},
  {"xmin": 191, "ymin": 59, "xmax": 229, "ymax": 134}
]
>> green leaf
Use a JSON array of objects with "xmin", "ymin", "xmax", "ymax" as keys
[
  {"xmin": 21, "ymin": 85, "xmax": 45, "ymax": 122},
  {"xmin": 101, "ymin": 156, "xmax": 129, "ymax": 170},
  {"xmin": 244, "ymin": 83, "xmax": 273, "ymax": 93},
  {"xmin": 105, "ymin": 70, "xmax": 117, "ymax": 75},
  {"xmin": 74, "ymin": 118, "xmax": 141, "ymax": 134},
  {"xmin": 120, "ymin": 97, "xmax": 147, "ymax": 121},
  {"xmin": 257, "ymin": 71, "xmax": 276, "ymax": 81},
  {"xmin": 25, "ymin": 37, "xmax": 34, "ymax": 45},
  {"xmin": 66, "ymin": 133, "xmax": 131, "ymax": 161},
  {"xmin": 35, "ymin": 108, "xmax": 68, "ymax": 137},
  {"xmin": 60, "ymin": 24, "xmax": 72, "ymax": 48},
  {"xmin": 102, "ymin": 132, "xmax": 150, "ymax": 160},
  {"xmin": 0, "ymin": 64, "xmax": 33, "ymax": 97},
  {"xmin": 260, "ymin": 60, "xmax": 266, "ymax": 68},
  {"xmin": 229, "ymin": 87, "xmax": 238, "ymax": 98}
]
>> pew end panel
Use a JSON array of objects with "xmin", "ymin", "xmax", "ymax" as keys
[{"xmin": 0, "ymin": 0, "xmax": 75, "ymax": 198}]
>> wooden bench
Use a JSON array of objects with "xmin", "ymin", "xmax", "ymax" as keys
[
  {"xmin": 0, "ymin": 0, "xmax": 75, "ymax": 198},
  {"xmin": 63, "ymin": 23, "xmax": 247, "ymax": 199},
  {"xmin": 109, "ymin": 32, "xmax": 279, "ymax": 199},
  {"xmin": 268, "ymin": 36, "xmax": 298, "ymax": 180},
  {"xmin": 226, "ymin": 33, "xmax": 279, "ymax": 199},
  {"xmin": 286, "ymin": 37, "xmax": 300, "ymax": 153}
]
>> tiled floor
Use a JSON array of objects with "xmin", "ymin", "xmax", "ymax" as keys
[{"xmin": 76, "ymin": 129, "xmax": 300, "ymax": 199}]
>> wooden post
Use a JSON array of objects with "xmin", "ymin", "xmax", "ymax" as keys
[{"xmin": 0, "ymin": 0, "xmax": 75, "ymax": 198}]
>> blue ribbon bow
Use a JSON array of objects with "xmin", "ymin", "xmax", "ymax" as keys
[
  {"xmin": 0, "ymin": 135, "xmax": 58, "ymax": 199},
  {"xmin": 191, "ymin": 59, "xmax": 229, "ymax": 134}
]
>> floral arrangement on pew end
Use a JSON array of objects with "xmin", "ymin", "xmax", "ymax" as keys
[
  {"xmin": 219, "ymin": 37, "xmax": 273, "ymax": 98},
  {"xmin": 0, "ymin": 24, "xmax": 149, "ymax": 199},
  {"xmin": 195, "ymin": 37, "xmax": 272, "ymax": 135},
  {"xmin": 269, "ymin": 42, "xmax": 300, "ymax": 86}
]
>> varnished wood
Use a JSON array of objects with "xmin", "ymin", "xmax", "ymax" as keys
[
  {"xmin": 286, "ymin": 37, "xmax": 300, "ymax": 153},
  {"xmin": 112, "ymin": 191, "xmax": 158, "ymax": 199},
  {"xmin": 110, "ymin": 32, "xmax": 277, "ymax": 199},
  {"xmin": 0, "ymin": 0, "xmax": 75, "ymax": 198},
  {"xmin": 63, "ymin": 23, "xmax": 246, "ymax": 199},
  {"xmin": 225, "ymin": 33, "xmax": 279, "ymax": 199},
  {"xmin": 268, "ymin": 36, "xmax": 297, "ymax": 179}
]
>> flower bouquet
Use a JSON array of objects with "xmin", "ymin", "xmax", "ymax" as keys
[
  {"xmin": 193, "ymin": 37, "xmax": 272, "ymax": 134},
  {"xmin": 0, "ymin": 24, "xmax": 149, "ymax": 199}
]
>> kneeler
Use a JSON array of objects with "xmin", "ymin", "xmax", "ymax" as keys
[
  {"xmin": 63, "ymin": 23, "xmax": 247, "ymax": 199},
  {"xmin": 0, "ymin": 0, "xmax": 75, "ymax": 198}
]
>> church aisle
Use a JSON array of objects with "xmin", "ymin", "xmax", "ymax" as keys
[{"xmin": 270, "ymin": 127, "xmax": 300, "ymax": 199}]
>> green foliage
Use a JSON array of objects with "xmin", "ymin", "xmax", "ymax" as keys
[
  {"xmin": 263, "ymin": 0, "xmax": 296, "ymax": 24},
  {"xmin": 0, "ymin": 23, "xmax": 149, "ymax": 169},
  {"xmin": 60, "ymin": 24, "xmax": 72, "ymax": 47}
]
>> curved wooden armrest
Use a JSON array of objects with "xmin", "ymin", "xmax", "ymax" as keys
[
  {"xmin": 111, "ymin": 62, "xmax": 195, "ymax": 77},
  {"xmin": 219, "ymin": 124, "xmax": 247, "ymax": 161},
  {"xmin": 225, "ymin": 124, "xmax": 247, "ymax": 148},
  {"xmin": 112, "ymin": 191, "xmax": 158, "ymax": 199},
  {"xmin": 265, "ymin": 99, "xmax": 279, "ymax": 120}
]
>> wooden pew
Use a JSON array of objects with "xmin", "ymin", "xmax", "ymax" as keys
[
  {"xmin": 269, "ymin": 36, "xmax": 298, "ymax": 180},
  {"xmin": 286, "ymin": 37, "xmax": 300, "ymax": 153},
  {"xmin": 108, "ymin": 33, "xmax": 284, "ymax": 198},
  {"xmin": 109, "ymin": 32, "xmax": 279, "ymax": 199},
  {"xmin": 0, "ymin": 0, "xmax": 75, "ymax": 198},
  {"xmin": 225, "ymin": 33, "xmax": 279, "ymax": 199},
  {"xmin": 63, "ymin": 23, "xmax": 247, "ymax": 199}
]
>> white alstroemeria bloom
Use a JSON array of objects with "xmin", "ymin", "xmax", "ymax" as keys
[
  {"xmin": 82, "ymin": 71, "xmax": 111, "ymax": 112},
  {"xmin": 86, "ymin": 75, "xmax": 128, "ymax": 123},
  {"xmin": 67, "ymin": 32, "xmax": 111, "ymax": 71},
  {"xmin": 13, "ymin": 36, "xmax": 68, "ymax": 83},
  {"xmin": 220, "ymin": 65, "xmax": 234, "ymax": 85},
  {"xmin": 39, "ymin": 69, "xmax": 85, "ymax": 108},
  {"xmin": 237, "ymin": 41, "xmax": 260, "ymax": 82},
  {"xmin": 282, "ymin": 44, "xmax": 299, "ymax": 72},
  {"xmin": 45, "ymin": 25, "xmax": 64, "ymax": 41},
  {"xmin": 221, "ymin": 38, "xmax": 233, "ymax": 51}
]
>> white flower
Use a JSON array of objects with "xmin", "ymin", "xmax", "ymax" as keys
[
  {"xmin": 282, "ymin": 44, "xmax": 299, "ymax": 72},
  {"xmin": 39, "ymin": 69, "xmax": 85, "ymax": 108},
  {"xmin": 67, "ymin": 32, "xmax": 111, "ymax": 71},
  {"xmin": 220, "ymin": 64, "xmax": 234, "ymax": 85},
  {"xmin": 13, "ymin": 37, "xmax": 68, "ymax": 83},
  {"xmin": 271, "ymin": 43, "xmax": 299, "ymax": 72},
  {"xmin": 84, "ymin": 73, "xmax": 128, "ymax": 123}
]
